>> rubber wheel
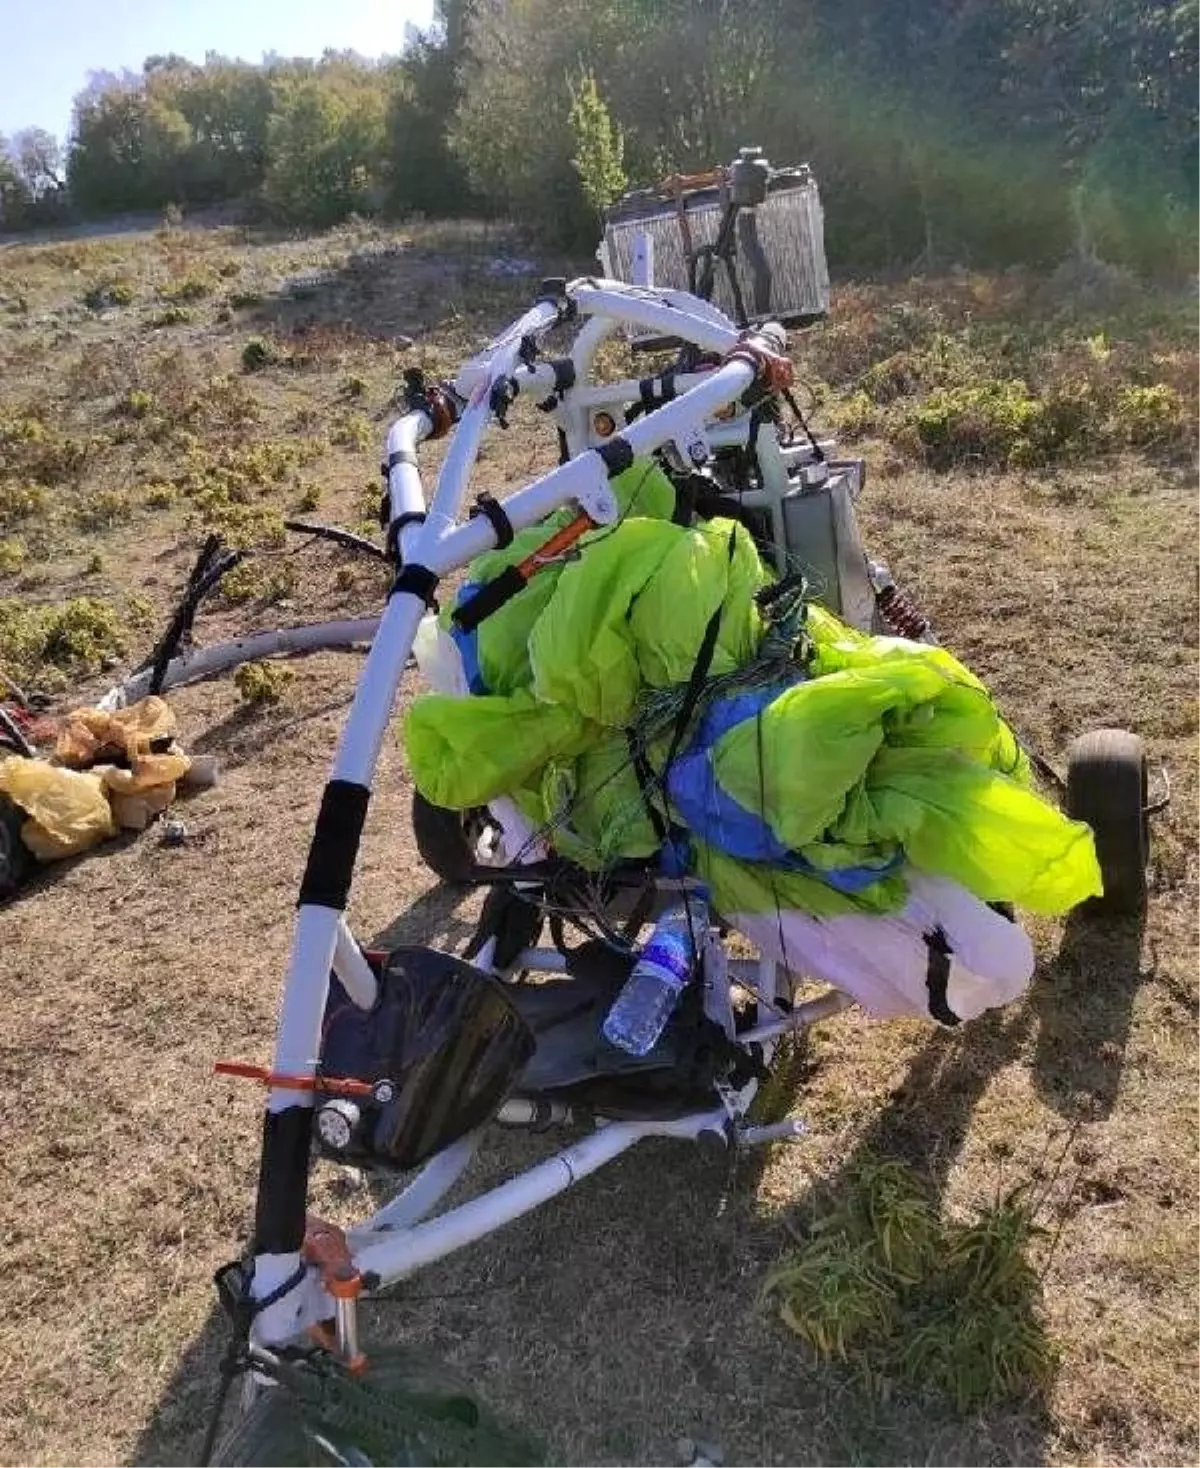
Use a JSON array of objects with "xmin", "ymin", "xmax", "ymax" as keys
[
  {"xmin": 0, "ymin": 794, "xmax": 33, "ymax": 903},
  {"xmin": 1065, "ymin": 728, "xmax": 1148, "ymax": 916},
  {"xmin": 412, "ymin": 790, "xmax": 495, "ymax": 885}
]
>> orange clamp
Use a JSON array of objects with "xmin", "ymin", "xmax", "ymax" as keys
[
  {"xmin": 213, "ymin": 1061, "xmax": 375, "ymax": 1099},
  {"xmin": 302, "ymin": 1215, "xmax": 362, "ymax": 1300}
]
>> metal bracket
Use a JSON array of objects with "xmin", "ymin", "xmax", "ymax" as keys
[
  {"xmin": 677, "ymin": 419, "xmax": 714, "ymax": 469},
  {"xmin": 575, "ymin": 472, "xmax": 620, "ymax": 526}
]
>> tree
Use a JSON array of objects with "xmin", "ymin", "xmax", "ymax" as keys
[
  {"xmin": 263, "ymin": 72, "xmax": 387, "ymax": 225},
  {"xmin": 0, "ymin": 137, "xmax": 33, "ymax": 229},
  {"xmin": 568, "ymin": 70, "xmax": 626, "ymax": 220},
  {"xmin": 12, "ymin": 129, "xmax": 64, "ymax": 197}
]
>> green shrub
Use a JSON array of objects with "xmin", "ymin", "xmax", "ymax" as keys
[
  {"xmin": 117, "ymin": 388, "xmax": 156, "ymax": 419},
  {"xmin": 228, "ymin": 290, "xmax": 263, "ymax": 311},
  {"xmin": 830, "ymin": 390, "xmax": 879, "ymax": 440},
  {"xmin": 83, "ymin": 277, "xmax": 136, "ymax": 310},
  {"xmin": 142, "ymin": 482, "xmax": 178, "ymax": 509},
  {"xmin": 329, "ymin": 412, "xmax": 372, "ymax": 452},
  {"xmin": 189, "ymin": 501, "xmax": 287, "ymax": 550},
  {"xmin": 0, "ymin": 414, "xmax": 97, "ymax": 486},
  {"xmin": 160, "ymin": 274, "xmax": 213, "ymax": 303},
  {"xmin": 0, "ymin": 481, "xmax": 49, "ymax": 527},
  {"xmin": 0, "ymin": 595, "xmax": 127, "ymax": 680},
  {"xmin": 217, "ymin": 559, "xmax": 297, "ymax": 604},
  {"xmin": 241, "ymin": 337, "xmax": 276, "ymax": 373},
  {"xmin": 0, "ymin": 538, "xmax": 26, "ymax": 575},
  {"xmin": 234, "ymin": 659, "xmax": 294, "ymax": 704},
  {"xmin": 150, "ymin": 305, "xmax": 194, "ymax": 328},
  {"xmin": 126, "ymin": 593, "xmax": 157, "ymax": 629},
  {"xmin": 902, "ymin": 379, "xmax": 1045, "ymax": 468},
  {"xmin": 1116, "ymin": 383, "xmax": 1188, "ymax": 450},
  {"xmin": 858, "ymin": 352, "xmax": 922, "ymax": 404},
  {"xmin": 341, "ymin": 373, "xmax": 368, "ymax": 399}
]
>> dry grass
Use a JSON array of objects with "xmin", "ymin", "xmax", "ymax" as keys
[{"xmin": 0, "ymin": 219, "xmax": 1195, "ymax": 1467}]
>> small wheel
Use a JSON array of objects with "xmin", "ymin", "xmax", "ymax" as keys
[
  {"xmin": 411, "ymin": 790, "xmax": 500, "ymax": 885},
  {"xmin": 1066, "ymin": 728, "xmax": 1148, "ymax": 916},
  {"xmin": 0, "ymin": 794, "xmax": 33, "ymax": 903}
]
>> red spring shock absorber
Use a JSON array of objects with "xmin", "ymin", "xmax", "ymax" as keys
[{"xmin": 868, "ymin": 562, "xmax": 934, "ymax": 641}]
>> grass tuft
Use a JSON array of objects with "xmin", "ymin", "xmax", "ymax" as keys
[{"xmin": 764, "ymin": 1155, "xmax": 1058, "ymax": 1413}]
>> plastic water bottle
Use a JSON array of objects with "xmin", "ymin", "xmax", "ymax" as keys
[{"xmin": 602, "ymin": 891, "xmax": 708, "ymax": 1056}]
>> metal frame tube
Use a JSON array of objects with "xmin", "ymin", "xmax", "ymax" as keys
[
  {"xmin": 247, "ymin": 281, "xmax": 772, "ymax": 1330},
  {"xmin": 351, "ymin": 1109, "xmax": 729, "ymax": 1288}
]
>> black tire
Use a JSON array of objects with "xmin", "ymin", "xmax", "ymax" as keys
[
  {"xmin": 1066, "ymin": 728, "xmax": 1148, "ymax": 917},
  {"xmin": 0, "ymin": 794, "xmax": 33, "ymax": 903},
  {"xmin": 411, "ymin": 790, "xmax": 492, "ymax": 885}
]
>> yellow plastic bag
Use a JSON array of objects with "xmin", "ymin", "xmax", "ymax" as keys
[
  {"xmin": 0, "ymin": 756, "xmax": 117, "ymax": 861},
  {"xmin": 100, "ymin": 751, "xmax": 191, "ymax": 830},
  {"xmin": 55, "ymin": 695, "xmax": 178, "ymax": 768}
]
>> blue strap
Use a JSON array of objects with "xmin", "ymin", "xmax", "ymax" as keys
[
  {"xmin": 665, "ymin": 678, "xmax": 903, "ymax": 894},
  {"xmin": 448, "ymin": 583, "xmax": 489, "ymax": 695}
]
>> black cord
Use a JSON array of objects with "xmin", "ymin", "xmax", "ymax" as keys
[{"xmin": 783, "ymin": 385, "xmax": 824, "ymax": 462}]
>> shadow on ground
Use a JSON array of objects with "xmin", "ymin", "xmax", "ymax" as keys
[
  {"xmin": 1028, "ymin": 908, "xmax": 1150, "ymax": 1121},
  {"xmin": 132, "ymin": 887, "xmax": 1062, "ymax": 1467}
]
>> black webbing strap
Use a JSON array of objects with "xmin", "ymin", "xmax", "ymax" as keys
[
  {"xmin": 382, "ymin": 448, "xmax": 418, "ymax": 474},
  {"xmin": 550, "ymin": 358, "xmax": 576, "ymax": 394},
  {"xmin": 924, "ymin": 927, "xmax": 961, "ymax": 1026},
  {"xmin": 389, "ymin": 562, "xmax": 439, "ymax": 607},
  {"xmin": 470, "ymin": 491, "xmax": 515, "ymax": 549},
  {"xmin": 626, "ymin": 526, "xmax": 738, "ymax": 853},
  {"xmin": 597, "ymin": 436, "xmax": 634, "ymax": 477},
  {"xmin": 627, "ymin": 729, "xmax": 669, "ymax": 847},
  {"xmin": 381, "ymin": 507, "xmax": 427, "ymax": 562}
]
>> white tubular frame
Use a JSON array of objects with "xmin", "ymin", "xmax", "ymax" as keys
[{"xmin": 246, "ymin": 279, "xmax": 848, "ymax": 1347}]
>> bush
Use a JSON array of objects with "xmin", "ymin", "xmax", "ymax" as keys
[
  {"xmin": 901, "ymin": 379, "xmax": 1046, "ymax": 468},
  {"xmin": 234, "ymin": 659, "xmax": 294, "ymax": 704},
  {"xmin": 159, "ymin": 274, "xmax": 212, "ymax": 303},
  {"xmin": 329, "ymin": 413, "xmax": 372, "ymax": 451},
  {"xmin": 83, "ymin": 277, "xmax": 136, "ymax": 310},
  {"xmin": 1116, "ymin": 383, "xmax": 1188, "ymax": 450},
  {"xmin": 0, "ymin": 481, "xmax": 49, "ymax": 528},
  {"xmin": 241, "ymin": 337, "xmax": 276, "ymax": 373},
  {"xmin": 116, "ymin": 388, "xmax": 156, "ymax": 419},
  {"xmin": 0, "ymin": 538, "xmax": 26, "ymax": 575},
  {"xmin": 75, "ymin": 489, "xmax": 136, "ymax": 531},
  {"xmin": 150, "ymin": 304, "xmax": 193, "ymax": 328},
  {"xmin": 217, "ymin": 559, "xmax": 297, "ymax": 604},
  {"xmin": 0, "ymin": 595, "xmax": 127, "ymax": 681},
  {"xmin": 142, "ymin": 482, "xmax": 177, "ymax": 509}
]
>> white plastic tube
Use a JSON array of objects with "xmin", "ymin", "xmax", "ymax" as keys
[
  {"xmin": 352, "ymin": 1109, "xmax": 728, "ymax": 1287},
  {"xmin": 99, "ymin": 618, "xmax": 381, "ymax": 710}
]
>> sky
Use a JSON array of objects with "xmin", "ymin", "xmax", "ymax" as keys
[{"xmin": 0, "ymin": 0, "xmax": 435, "ymax": 142}]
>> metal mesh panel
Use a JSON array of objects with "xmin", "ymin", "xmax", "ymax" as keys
[{"xmin": 600, "ymin": 174, "xmax": 829, "ymax": 327}]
